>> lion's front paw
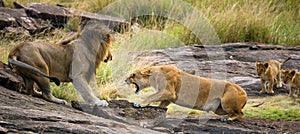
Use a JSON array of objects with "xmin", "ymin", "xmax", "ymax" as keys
[{"xmin": 94, "ymin": 100, "xmax": 109, "ymax": 107}]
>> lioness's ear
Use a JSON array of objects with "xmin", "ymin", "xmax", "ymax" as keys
[
  {"xmin": 264, "ymin": 63, "xmax": 269, "ymax": 68},
  {"xmin": 141, "ymin": 69, "xmax": 151, "ymax": 76}
]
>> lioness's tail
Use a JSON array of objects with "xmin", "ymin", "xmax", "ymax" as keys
[{"xmin": 8, "ymin": 57, "xmax": 60, "ymax": 86}]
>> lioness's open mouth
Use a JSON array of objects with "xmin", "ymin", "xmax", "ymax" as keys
[{"xmin": 132, "ymin": 82, "xmax": 140, "ymax": 94}]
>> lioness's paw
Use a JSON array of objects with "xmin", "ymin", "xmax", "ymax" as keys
[
  {"xmin": 268, "ymin": 90, "xmax": 274, "ymax": 94},
  {"xmin": 95, "ymin": 100, "xmax": 109, "ymax": 107},
  {"xmin": 220, "ymin": 118, "xmax": 228, "ymax": 122},
  {"xmin": 133, "ymin": 103, "xmax": 141, "ymax": 108},
  {"xmin": 259, "ymin": 90, "xmax": 267, "ymax": 94}
]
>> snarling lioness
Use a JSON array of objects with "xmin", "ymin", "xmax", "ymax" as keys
[
  {"xmin": 281, "ymin": 70, "xmax": 300, "ymax": 99},
  {"xmin": 125, "ymin": 65, "xmax": 247, "ymax": 121},
  {"xmin": 256, "ymin": 57, "xmax": 291, "ymax": 93},
  {"xmin": 8, "ymin": 24, "xmax": 112, "ymax": 106}
]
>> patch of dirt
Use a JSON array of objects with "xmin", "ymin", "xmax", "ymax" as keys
[
  {"xmin": 71, "ymin": 100, "xmax": 167, "ymax": 127},
  {"xmin": 108, "ymin": 100, "xmax": 167, "ymax": 120},
  {"xmin": 153, "ymin": 116, "xmax": 300, "ymax": 133}
]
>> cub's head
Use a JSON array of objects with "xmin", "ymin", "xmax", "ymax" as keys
[
  {"xmin": 281, "ymin": 70, "xmax": 296, "ymax": 84},
  {"xmin": 256, "ymin": 62, "xmax": 268, "ymax": 76},
  {"xmin": 125, "ymin": 68, "xmax": 152, "ymax": 94}
]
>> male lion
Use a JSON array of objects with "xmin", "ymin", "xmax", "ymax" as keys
[
  {"xmin": 125, "ymin": 65, "xmax": 247, "ymax": 121},
  {"xmin": 256, "ymin": 57, "xmax": 291, "ymax": 93},
  {"xmin": 281, "ymin": 70, "xmax": 300, "ymax": 99},
  {"xmin": 8, "ymin": 24, "xmax": 112, "ymax": 106}
]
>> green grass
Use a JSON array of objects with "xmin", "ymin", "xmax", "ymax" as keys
[
  {"xmin": 51, "ymin": 83, "xmax": 80, "ymax": 102},
  {"xmin": 189, "ymin": 0, "xmax": 300, "ymax": 45},
  {"xmin": 244, "ymin": 95, "xmax": 300, "ymax": 121}
]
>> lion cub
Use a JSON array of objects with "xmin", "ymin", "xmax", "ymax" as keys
[
  {"xmin": 125, "ymin": 65, "xmax": 247, "ymax": 121},
  {"xmin": 256, "ymin": 57, "xmax": 291, "ymax": 93},
  {"xmin": 281, "ymin": 70, "xmax": 300, "ymax": 98}
]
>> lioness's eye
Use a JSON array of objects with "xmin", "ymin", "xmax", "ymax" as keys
[{"xmin": 131, "ymin": 73, "xmax": 136, "ymax": 78}]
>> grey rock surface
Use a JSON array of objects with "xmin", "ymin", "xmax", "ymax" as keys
[{"xmin": 0, "ymin": 86, "xmax": 163, "ymax": 134}]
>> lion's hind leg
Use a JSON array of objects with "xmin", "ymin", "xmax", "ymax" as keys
[
  {"xmin": 35, "ymin": 77, "xmax": 66, "ymax": 104},
  {"xmin": 23, "ymin": 78, "xmax": 42, "ymax": 97}
]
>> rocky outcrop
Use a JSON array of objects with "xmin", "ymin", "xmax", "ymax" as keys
[
  {"xmin": 0, "ymin": 62, "xmax": 24, "ymax": 92},
  {"xmin": 0, "ymin": 62, "xmax": 167, "ymax": 133},
  {"xmin": 1, "ymin": 43, "xmax": 300, "ymax": 133},
  {"xmin": 131, "ymin": 43, "xmax": 300, "ymax": 97},
  {"xmin": 0, "ymin": 86, "xmax": 163, "ymax": 133},
  {"xmin": 0, "ymin": 2, "xmax": 127, "ymax": 35},
  {"xmin": 0, "ymin": 0, "xmax": 4, "ymax": 7}
]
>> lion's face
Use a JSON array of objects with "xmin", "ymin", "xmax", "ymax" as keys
[
  {"xmin": 281, "ymin": 70, "xmax": 296, "ymax": 84},
  {"xmin": 125, "ymin": 68, "xmax": 151, "ymax": 94},
  {"xmin": 256, "ymin": 62, "xmax": 268, "ymax": 76}
]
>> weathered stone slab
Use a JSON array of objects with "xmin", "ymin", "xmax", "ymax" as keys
[
  {"xmin": 0, "ymin": 2, "xmax": 127, "ymax": 34},
  {"xmin": 0, "ymin": 0, "xmax": 4, "ymax": 7},
  {"xmin": 0, "ymin": 86, "xmax": 163, "ymax": 133},
  {"xmin": 24, "ymin": 3, "xmax": 126, "ymax": 29},
  {"xmin": 0, "ymin": 7, "xmax": 52, "ymax": 33},
  {"xmin": 0, "ymin": 62, "xmax": 24, "ymax": 92}
]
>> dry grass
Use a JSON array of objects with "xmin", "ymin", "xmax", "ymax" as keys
[{"xmin": 3, "ymin": 0, "xmax": 299, "ymax": 45}]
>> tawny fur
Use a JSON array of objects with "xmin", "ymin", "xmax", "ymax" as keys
[
  {"xmin": 281, "ymin": 70, "xmax": 300, "ymax": 99},
  {"xmin": 8, "ymin": 24, "xmax": 112, "ymax": 105},
  {"xmin": 256, "ymin": 57, "xmax": 291, "ymax": 93},
  {"xmin": 125, "ymin": 65, "xmax": 248, "ymax": 121}
]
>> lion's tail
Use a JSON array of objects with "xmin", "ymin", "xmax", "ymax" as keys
[{"xmin": 8, "ymin": 56, "xmax": 60, "ymax": 86}]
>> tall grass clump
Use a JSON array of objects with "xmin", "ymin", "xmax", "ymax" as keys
[
  {"xmin": 4, "ymin": 0, "xmax": 298, "ymax": 45},
  {"xmin": 190, "ymin": 0, "xmax": 300, "ymax": 45}
]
